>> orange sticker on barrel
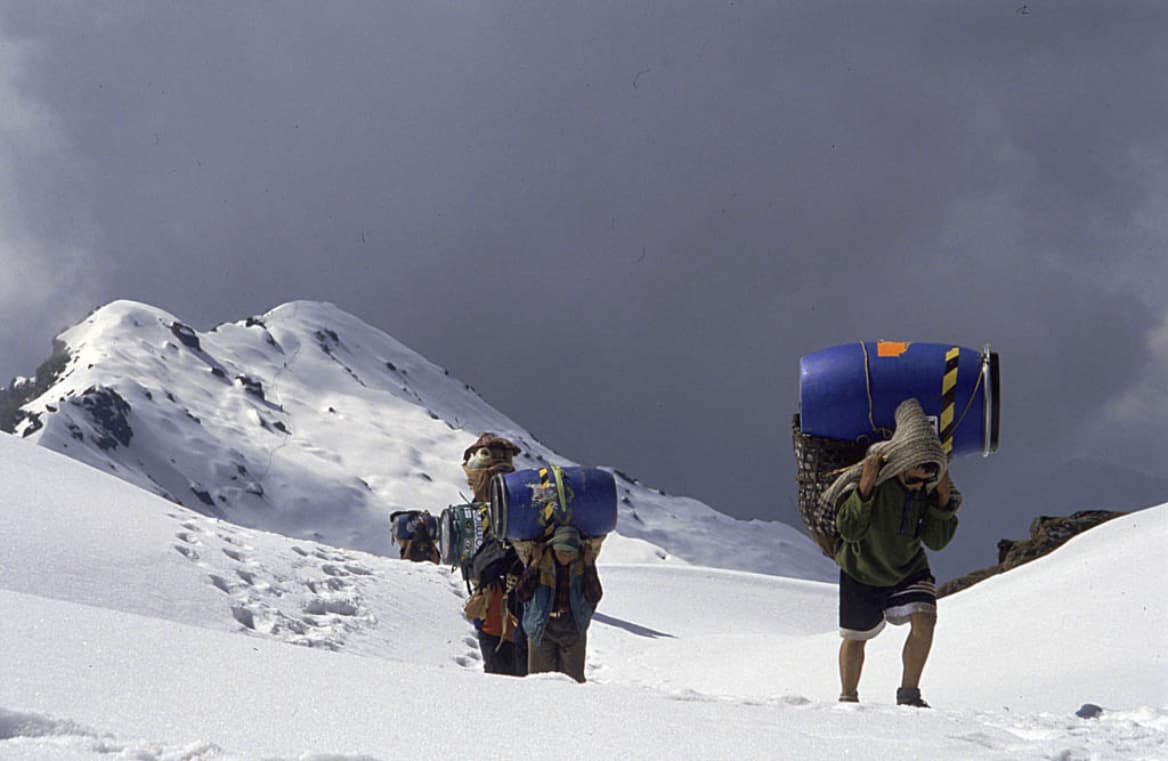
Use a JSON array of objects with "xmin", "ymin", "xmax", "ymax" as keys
[{"xmin": 877, "ymin": 341, "xmax": 910, "ymax": 357}]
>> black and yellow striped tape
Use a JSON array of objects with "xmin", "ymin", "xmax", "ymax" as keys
[
  {"xmin": 939, "ymin": 346, "xmax": 960, "ymax": 455},
  {"xmin": 537, "ymin": 468, "xmax": 557, "ymax": 539}
]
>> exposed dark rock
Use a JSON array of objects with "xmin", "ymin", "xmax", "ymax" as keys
[
  {"xmin": 168, "ymin": 321, "xmax": 201, "ymax": 351},
  {"xmin": 0, "ymin": 339, "xmax": 72, "ymax": 433},
  {"xmin": 315, "ymin": 329, "xmax": 340, "ymax": 355},
  {"xmin": 939, "ymin": 510, "xmax": 1128, "ymax": 597},
  {"xmin": 244, "ymin": 317, "xmax": 281, "ymax": 348},
  {"xmin": 1077, "ymin": 704, "xmax": 1104, "ymax": 720},
  {"xmin": 210, "ymin": 367, "xmax": 226, "ymax": 379},
  {"xmin": 21, "ymin": 413, "xmax": 42, "ymax": 436},
  {"xmin": 190, "ymin": 486, "xmax": 215, "ymax": 506},
  {"xmin": 235, "ymin": 375, "xmax": 265, "ymax": 400},
  {"xmin": 272, "ymin": 421, "xmax": 290, "ymax": 434},
  {"xmin": 70, "ymin": 386, "xmax": 133, "ymax": 451}
]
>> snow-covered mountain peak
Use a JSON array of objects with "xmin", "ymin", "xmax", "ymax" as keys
[{"xmin": 8, "ymin": 300, "xmax": 835, "ymax": 579}]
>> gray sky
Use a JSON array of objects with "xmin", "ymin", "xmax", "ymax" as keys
[{"xmin": 2, "ymin": 1, "xmax": 1167, "ymax": 581}]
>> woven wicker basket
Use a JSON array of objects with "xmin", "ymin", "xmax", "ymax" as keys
[{"xmin": 791, "ymin": 413, "xmax": 872, "ymax": 557}]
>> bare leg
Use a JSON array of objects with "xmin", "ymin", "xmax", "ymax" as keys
[
  {"xmin": 839, "ymin": 639, "xmax": 866, "ymax": 698},
  {"xmin": 901, "ymin": 610, "xmax": 936, "ymax": 690}
]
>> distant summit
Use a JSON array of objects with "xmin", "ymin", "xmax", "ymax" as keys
[{"xmin": 1, "ymin": 300, "xmax": 834, "ymax": 580}]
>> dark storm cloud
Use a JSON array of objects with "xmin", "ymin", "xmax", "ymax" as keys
[{"xmin": 2, "ymin": 1, "xmax": 1166, "ymax": 580}]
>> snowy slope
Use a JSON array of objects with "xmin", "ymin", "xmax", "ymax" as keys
[
  {"xmin": 9, "ymin": 299, "xmax": 832, "ymax": 580},
  {"xmin": 1, "ymin": 433, "xmax": 1165, "ymax": 760}
]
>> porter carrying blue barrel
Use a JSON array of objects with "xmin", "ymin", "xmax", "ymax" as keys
[
  {"xmin": 390, "ymin": 510, "xmax": 439, "ymax": 544},
  {"xmin": 439, "ymin": 503, "xmax": 488, "ymax": 567},
  {"xmin": 490, "ymin": 465, "xmax": 618, "ymax": 541},
  {"xmin": 799, "ymin": 341, "xmax": 1000, "ymax": 457}
]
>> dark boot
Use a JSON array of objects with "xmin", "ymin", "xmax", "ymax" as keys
[{"xmin": 896, "ymin": 687, "xmax": 930, "ymax": 708}]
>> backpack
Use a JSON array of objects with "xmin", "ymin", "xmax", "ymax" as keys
[
  {"xmin": 791, "ymin": 413, "xmax": 871, "ymax": 557},
  {"xmin": 468, "ymin": 539, "xmax": 512, "ymax": 589}
]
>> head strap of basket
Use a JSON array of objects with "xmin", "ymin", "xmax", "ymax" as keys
[{"xmin": 819, "ymin": 398, "xmax": 948, "ymax": 511}]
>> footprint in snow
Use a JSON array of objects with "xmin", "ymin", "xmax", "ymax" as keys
[
  {"xmin": 173, "ymin": 544, "xmax": 199, "ymax": 561},
  {"xmin": 221, "ymin": 547, "xmax": 249, "ymax": 563},
  {"xmin": 305, "ymin": 577, "xmax": 349, "ymax": 594},
  {"xmin": 779, "ymin": 695, "xmax": 813, "ymax": 707},
  {"xmin": 303, "ymin": 598, "xmax": 361, "ymax": 617},
  {"xmin": 219, "ymin": 533, "xmax": 252, "ymax": 549},
  {"xmin": 209, "ymin": 574, "xmax": 233, "ymax": 594}
]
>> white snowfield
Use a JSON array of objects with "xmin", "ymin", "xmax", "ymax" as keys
[{"xmin": 1, "ymin": 434, "xmax": 1165, "ymax": 760}]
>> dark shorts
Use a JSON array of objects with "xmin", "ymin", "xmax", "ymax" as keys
[{"xmin": 838, "ymin": 568, "xmax": 937, "ymax": 641}]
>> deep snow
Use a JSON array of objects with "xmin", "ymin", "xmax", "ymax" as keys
[{"xmin": 1, "ymin": 433, "xmax": 1165, "ymax": 760}]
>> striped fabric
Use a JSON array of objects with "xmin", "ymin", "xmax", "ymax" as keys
[{"xmin": 839, "ymin": 569, "xmax": 937, "ymax": 641}]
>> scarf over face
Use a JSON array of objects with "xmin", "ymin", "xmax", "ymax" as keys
[{"xmin": 819, "ymin": 398, "xmax": 960, "ymax": 513}]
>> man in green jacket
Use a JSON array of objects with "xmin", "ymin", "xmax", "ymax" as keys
[{"xmin": 824, "ymin": 399, "xmax": 961, "ymax": 708}]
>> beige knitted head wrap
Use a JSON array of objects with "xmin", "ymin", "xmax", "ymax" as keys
[{"xmin": 819, "ymin": 398, "xmax": 950, "ymax": 511}]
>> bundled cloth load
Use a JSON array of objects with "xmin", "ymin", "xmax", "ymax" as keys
[{"xmin": 489, "ymin": 465, "xmax": 616, "ymax": 563}]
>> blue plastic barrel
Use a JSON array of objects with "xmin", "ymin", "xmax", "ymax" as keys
[
  {"xmin": 439, "ymin": 503, "xmax": 487, "ymax": 566},
  {"xmin": 799, "ymin": 341, "xmax": 1000, "ymax": 457},
  {"xmin": 489, "ymin": 466, "xmax": 618, "ymax": 541},
  {"xmin": 390, "ymin": 510, "xmax": 439, "ymax": 543}
]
